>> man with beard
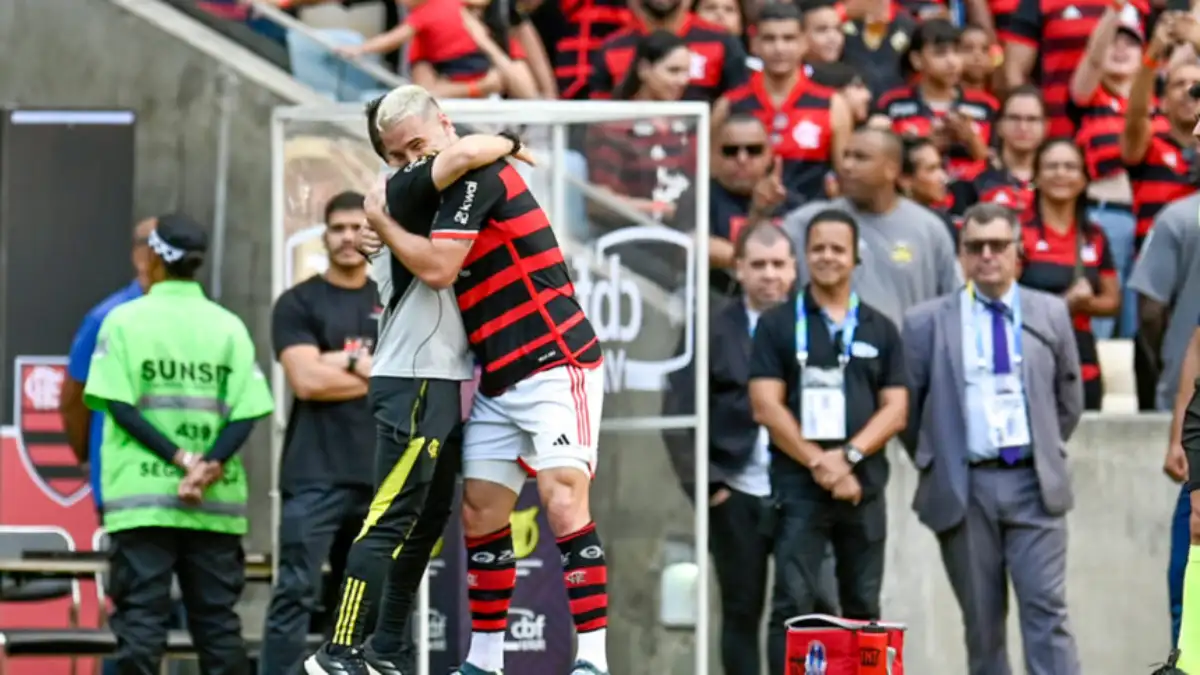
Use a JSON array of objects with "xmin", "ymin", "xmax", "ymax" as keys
[
  {"xmin": 262, "ymin": 191, "xmax": 379, "ymax": 675},
  {"xmin": 717, "ymin": 2, "xmax": 855, "ymax": 206},
  {"xmin": 782, "ymin": 127, "xmax": 962, "ymax": 328},
  {"xmin": 587, "ymin": 0, "xmax": 748, "ymax": 101},
  {"xmin": 749, "ymin": 209, "xmax": 908, "ymax": 675}
]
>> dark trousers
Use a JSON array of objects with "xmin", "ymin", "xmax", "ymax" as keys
[
  {"xmin": 259, "ymin": 484, "xmax": 372, "ymax": 675},
  {"xmin": 328, "ymin": 377, "xmax": 462, "ymax": 661},
  {"xmin": 109, "ymin": 527, "xmax": 246, "ymax": 675},
  {"xmin": 709, "ymin": 488, "xmax": 772, "ymax": 675},
  {"xmin": 1134, "ymin": 331, "xmax": 1159, "ymax": 411},
  {"xmin": 766, "ymin": 474, "xmax": 887, "ymax": 675}
]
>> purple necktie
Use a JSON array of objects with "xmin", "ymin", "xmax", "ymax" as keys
[{"xmin": 985, "ymin": 300, "xmax": 1024, "ymax": 465}]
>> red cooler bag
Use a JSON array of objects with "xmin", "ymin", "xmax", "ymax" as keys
[{"xmin": 784, "ymin": 614, "xmax": 906, "ymax": 675}]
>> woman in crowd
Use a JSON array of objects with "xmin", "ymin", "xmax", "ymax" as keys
[
  {"xmin": 584, "ymin": 30, "xmax": 695, "ymax": 229},
  {"xmin": 950, "ymin": 85, "xmax": 1045, "ymax": 218},
  {"xmin": 1018, "ymin": 139, "xmax": 1121, "ymax": 411},
  {"xmin": 1068, "ymin": 2, "xmax": 1145, "ymax": 338}
]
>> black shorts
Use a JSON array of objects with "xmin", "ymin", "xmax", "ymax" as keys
[{"xmin": 1183, "ymin": 381, "xmax": 1200, "ymax": 489}]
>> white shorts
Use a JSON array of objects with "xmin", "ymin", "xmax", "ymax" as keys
[{"xmin": 462, "ymin": 364, "xmax": 604, "ymax": 494}]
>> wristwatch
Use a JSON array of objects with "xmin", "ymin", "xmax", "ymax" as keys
[
  {"xmin": 843, "ymin": 444, "xmax": 864, "ymax": 466},
  {"xmin": 498, "ymin": 129, "xmax": 523, "ymax": 156}
]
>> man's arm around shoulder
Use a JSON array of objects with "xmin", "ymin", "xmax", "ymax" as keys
[{"xmin": 375, "ymin": 162, "xmax": 506, "ymax": 289}]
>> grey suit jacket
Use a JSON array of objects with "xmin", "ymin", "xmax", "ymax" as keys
[{"xmin": 900, "ymin": 285, "xmax": 1084, "ymax": 533}]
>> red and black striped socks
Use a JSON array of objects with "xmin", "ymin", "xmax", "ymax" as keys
[
  {"xmin": 557, "ymin": 522, "xmax": 609, "ymax": 671},
  {"xmin": 463, "ymin": 525, "xmax": 516, "ymax": 672}
]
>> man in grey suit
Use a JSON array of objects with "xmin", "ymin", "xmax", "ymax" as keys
[{"xmin": 900, "ymin": 203, "xmax": 1084, "ymax": 675}]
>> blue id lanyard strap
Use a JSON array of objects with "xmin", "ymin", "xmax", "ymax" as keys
[
  {"xmin": 967, "ymin": 281, "xmax": 1022, "ymax": 371},
  {"xmin": 795, "ymin": 291, "xmax": 859, "ymax": 368}
]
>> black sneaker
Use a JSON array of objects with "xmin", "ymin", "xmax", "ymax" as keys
[
  {"xmin": 304, "ymin": 643, "xmax": 369, "ymax": 675},
  {"xmin": 1151, "ymin": 649, "xmax": 1188, "ymax": 675},
  {"xmin": 362, "ymin": 637, "xmax": 406, "ymax": 675}
]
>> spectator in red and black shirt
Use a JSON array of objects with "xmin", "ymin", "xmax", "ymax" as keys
[
  {"xmin": 958, "ymin": 24, "xmax": 999, "ymax": 94},
  {"xmin": 717, "ymin": 2, "xmax": 854, "ymax": 205},
  {"xmin": 839, "ymin": 0, "xmax": 918, "ymax": 97},
  {"xmin": 873, "ymin": 19, "xmax": 997, "ymax": 182},
  {"xmin": 588, "ymin": 0, "xmax": 748, "ymax": 100},
  {"xmin": 339, "ymin": 0, "xmax": 493, "ymax": 89},
  {"xmin": 537, "ymin": 0, "xmax": 632, "ymax": 99},
  {"xmin": 409, "ymin": 4, "xmax": 542, "ymax": 98},
  {"xmin": 951, "ymin": 85, "xmax": 1044, "ymax": 221},
  {"xmin": 1068, "ymin": 2, "xmax": 1147, "ymax": 338},
  {"xmin": 900, "ymin": 137, "xmax": 956, "ymax": 239},
  {"xmin": 1122, "ymin": 14, "xmax": 1200, "ymax": 253},
  {"xmin": 1018, "ymin": 139, "xmax": 1120, "ymax": 410},
  {"xmin": 996, "ymin": 0, "xmax": 1149, "ymax": 138},
  {"xmin": 584, "ymin": 31, "xmax": 697, "ymax": 232}
]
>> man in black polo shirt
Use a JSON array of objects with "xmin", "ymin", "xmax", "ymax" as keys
[{"xmin": 748, "ymin": 208, "xmax": 908, "ymax": 675}]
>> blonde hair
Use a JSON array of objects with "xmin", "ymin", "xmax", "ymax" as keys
[{"xmin": 375, "ymin": 84, "xmax": 439, "ymax": 134}]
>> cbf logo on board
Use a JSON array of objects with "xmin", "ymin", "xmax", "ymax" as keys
[
  {"xmin": 12, "ymin": 356, "xmax": 90, "ymax": 507},
  {"xmin": 570, "ymin": 225, "xmax": 695, "ymax": 393}
]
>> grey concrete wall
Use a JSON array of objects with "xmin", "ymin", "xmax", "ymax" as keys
[{"xmin": 0, "ymin": 0, "xmax": 328, "ymax": 562}]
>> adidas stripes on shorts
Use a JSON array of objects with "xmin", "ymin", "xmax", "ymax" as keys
[{"xmin": 462, "ymin": 364, "xmax": 604, "ymax": 494}]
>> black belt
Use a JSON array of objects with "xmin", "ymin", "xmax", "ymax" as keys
[
  {"xmin": 969, "ymin": 456, "xmax": 1034, "ymax": 469},
  {"xmin": 1086, "ymin": 199, "xmax": 1133, "ymax": 214}
]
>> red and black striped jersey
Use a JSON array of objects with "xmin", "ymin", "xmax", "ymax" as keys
[
  {"xmin": 430, "ymin": 162, "xmax": 602, "ymax": 395},
  {"xmin": 950, "ymin": 163, "xmax": 1035, "ymax": 216},
  {"xmin": 588, "ymin": 15, "xmax": 749, "ymax": 101},
  {"xmin": 552, "ymin": 0, "xmax": 631, "ymax": 99},
  {"xmin": 1069, "ymin": 86, "xmax": 1168, "ymax": 180},
  {"xmin": 583, "ymin": 118, "xmax": 696, "ymax": 226},
  {"xmin": 1018, "ymin": 215, "xmax": 1115, "ymax": 387},
  {"xmin": 995, "ymin": 0, "xmax": 1147, "ymax": 138},
  {"xmin": 1126, "ymin": 132, "xmax": 1197, "ymax": 250},
  {"xmin": 724, "ymin": 73, "xmax": 835, "ymax": 203},
  {"xmin": 873, "ymin": 85, "xmax": 998, "ymax": 181}
]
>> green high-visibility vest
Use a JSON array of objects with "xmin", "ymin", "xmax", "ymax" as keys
[{"xmin": 83, "ymin": 281, "xmax": 274, "ymax": 535}]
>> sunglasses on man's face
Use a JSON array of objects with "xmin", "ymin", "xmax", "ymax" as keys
[
  {"xmin": 721, "ymin": 144, "xmax": 766, "ymax": 158},
  {"xmin": 962, "ymin": 238, "xmax": 1014, "ymax": 255}
]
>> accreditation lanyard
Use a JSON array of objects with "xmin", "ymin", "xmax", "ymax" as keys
[
  {"xmin": 967, "ymin": 281, "xmax": 1022, "ymax": 371},
  {"xmin": 795, "ymin": 292, "xmax": 859, "ymax": 369}
]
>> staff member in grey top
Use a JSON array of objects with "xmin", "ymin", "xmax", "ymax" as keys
[
  {"xmin": 901, "ymin": 203, "xmax": 1083, "ymax": 675},
  {"xmin": 782, "ymin": 127, "xmax": 962, "ymax": 328},
  {"xmin": 306, "ymin": 90, "xmax": 536, "ymax": 675},
  {"xmin": 1128, "ymin": 191, "xmax": 1200, "ymax": 644}
]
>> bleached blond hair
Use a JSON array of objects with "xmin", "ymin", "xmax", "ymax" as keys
[{"xmin": 374, "ymin": 84, "xmax": 440, "ymax": 134}]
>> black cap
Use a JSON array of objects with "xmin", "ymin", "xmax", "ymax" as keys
[{"xmin": 149, "ymin": 213, "xmax": 208, "ymax": 263}]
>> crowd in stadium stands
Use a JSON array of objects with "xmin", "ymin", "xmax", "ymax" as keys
[{"xmin": 174, "ymin": 0, "xmax": 1200, "ymax": 672}]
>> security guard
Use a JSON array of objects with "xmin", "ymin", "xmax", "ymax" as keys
[
  {"xmin": 84, "ymin": 214, "xmax": 275, "ymax": 675},
  {"xmin": 748, "ymin": 208, "xmax": 908, "ymax": 675}
]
